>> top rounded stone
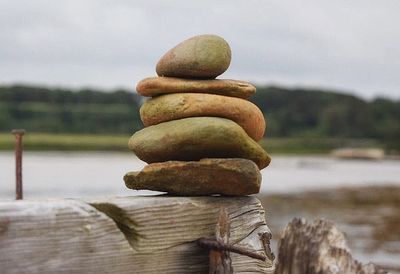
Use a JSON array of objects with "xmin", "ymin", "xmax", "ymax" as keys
[{"xmin": 156, "ymin": 34, "xmax": 232, "ymax": 79}]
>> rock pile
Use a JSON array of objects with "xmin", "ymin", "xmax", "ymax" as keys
[{"xmin": 124, "ymin": 34, "xmax": 271, "ymax": 196}]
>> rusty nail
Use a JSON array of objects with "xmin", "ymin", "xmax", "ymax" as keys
[
  {"xmin": 259, "ymin": 232, "xmax": 275, "ymax": 261},
  {"xmin": 12, "ymin": 129, "xmax": 25, "ymax": 200},
  {"xmin": 197, "ymin": 237, "xmax": 267, "ymax": 261},
  {"xmin": 211, "ymin": 207, "xmax": 232, "ymax": 273}
]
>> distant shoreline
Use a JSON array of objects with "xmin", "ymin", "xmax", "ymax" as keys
[{"xmin": 0, "ymin": 132, "xmax": 385, "ymax": 154}]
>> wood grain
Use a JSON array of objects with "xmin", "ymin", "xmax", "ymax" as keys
[
  {"xmin": 0, "ymin": 196, "xmax": 274, "ymax": 274},
  {"xmin": 274, "ymin": 218, "xmax": 385, "ymax": 274}
]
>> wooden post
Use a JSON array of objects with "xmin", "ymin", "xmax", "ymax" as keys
[
  {"xmin": 274, "ymin": 218, "xmax": 386, "ymax": 274},
  {"xmin": 0, "ymin": 196, "xmax": 274, "ymax": 273}
]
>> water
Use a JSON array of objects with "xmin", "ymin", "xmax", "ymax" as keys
[
  {"xmin": 1, "ymin": 151, "xmax": 399, "ymax": 271},
  {"xmin": 1, "ymin": 151, "xmax": 399, "ymax": 199}
]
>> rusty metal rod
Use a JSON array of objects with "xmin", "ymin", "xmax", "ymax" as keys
[
  {"xmin": 12, "ymin": 129, "xmax": 25, "ymax": 200},
  {"xmin": 197, "ymin": 237, "xmax": 267, "ymax": 261}
]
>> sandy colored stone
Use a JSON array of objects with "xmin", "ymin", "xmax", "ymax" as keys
[
  {"xmin": 128, "ymin": 117, "xmax": 271, "ymax": 169},
  {"xmin": 140, "ymin": 93, "xmax": 266, "ymax": 141},
  {"xmin": 156, "ymin": 34, "xmax": 231, "ymax": 79},
  {"xmin": 136, "ymin": 77, "xmax": 256, "ymax": 99},
  {"xmin": 124, "ymin": 158, "xmax": 262, "ymax": 196}
]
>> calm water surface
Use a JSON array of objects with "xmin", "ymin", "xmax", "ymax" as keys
[{"xmin": 0, "ymin": 151, "xmax": 399, "ymax": 198}]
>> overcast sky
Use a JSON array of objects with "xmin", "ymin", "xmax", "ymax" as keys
[{"xmin": 1, "ymin": 0, "xmax": 399, "ymax": 99}]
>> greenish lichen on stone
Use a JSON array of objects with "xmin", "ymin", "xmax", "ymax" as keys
[
  {"xmin": 128, "ymin": 117, "xmax": 271, "ymax": 169},
  {"xmin": 156, "ymin": 34, "xmax": 232, "ymax": 79}
]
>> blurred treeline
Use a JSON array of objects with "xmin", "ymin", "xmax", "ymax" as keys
[
  {"xmin": 0, "ymin": 85, "xmax": 399, "ymax": 150},
  {"xmin": 253, "ymin": 87, "xmax": 400, "ymax": 151},
  {"xmin": 0, "ymin": 85, "xmax": 142, "ymax": 134}
]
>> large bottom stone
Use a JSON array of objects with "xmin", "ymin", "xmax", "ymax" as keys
[
  {"xmin": 128, "ymin": 117, "xmax": 271, "ymax": 169},
  {"xmin": 124, "ymin": 158, "xmax": 262, "ymax": 196}
]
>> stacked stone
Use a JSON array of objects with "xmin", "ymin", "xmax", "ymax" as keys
[{"xmin": 124, "ymin": 34, "xmax": 271, "ymax": 196}]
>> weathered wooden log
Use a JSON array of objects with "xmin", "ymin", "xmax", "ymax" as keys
[
  {"xmin": 274, "ymin": 218, "xmax": 386, "ymax": 274},
  {"xmin": 0, "ymin": 196, "xmax": 274, "ymax": 274}
]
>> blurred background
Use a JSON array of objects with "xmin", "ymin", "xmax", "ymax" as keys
[{"xmin": 1, "ymin": 0, "xmax": 399, "ymax": 272}]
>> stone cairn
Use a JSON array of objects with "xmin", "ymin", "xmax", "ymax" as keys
[{"xmin": 124, "ymin": 34, "xmax": 271, "ymax": 196}]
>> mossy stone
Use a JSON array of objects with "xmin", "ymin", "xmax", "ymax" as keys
[
  {"xmin": 156, "ymin": 34, "xmax": 231, "ymax": 79},
  {"xmin": 128, "ymin": 117, "xmax": 271, "ymax": 169}
]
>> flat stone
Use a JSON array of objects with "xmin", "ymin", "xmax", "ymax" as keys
[
  {"xmin": 136, "ymin": 77, "xmax": 256, "ymax": 99},
  {"xmin": 128, "ymin": 117, "xmax": 271, "ymax": 169},
  {"xmin": 156, "ymin": 34, "xmax": 231, "ymax": 79},
  {"xmin": 124, "ymin": 158, "xmax": 261, "ymax": 196},
  {"xmin": 140, "ymin": 93, "xmax": 266, "ymax": 141}
]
